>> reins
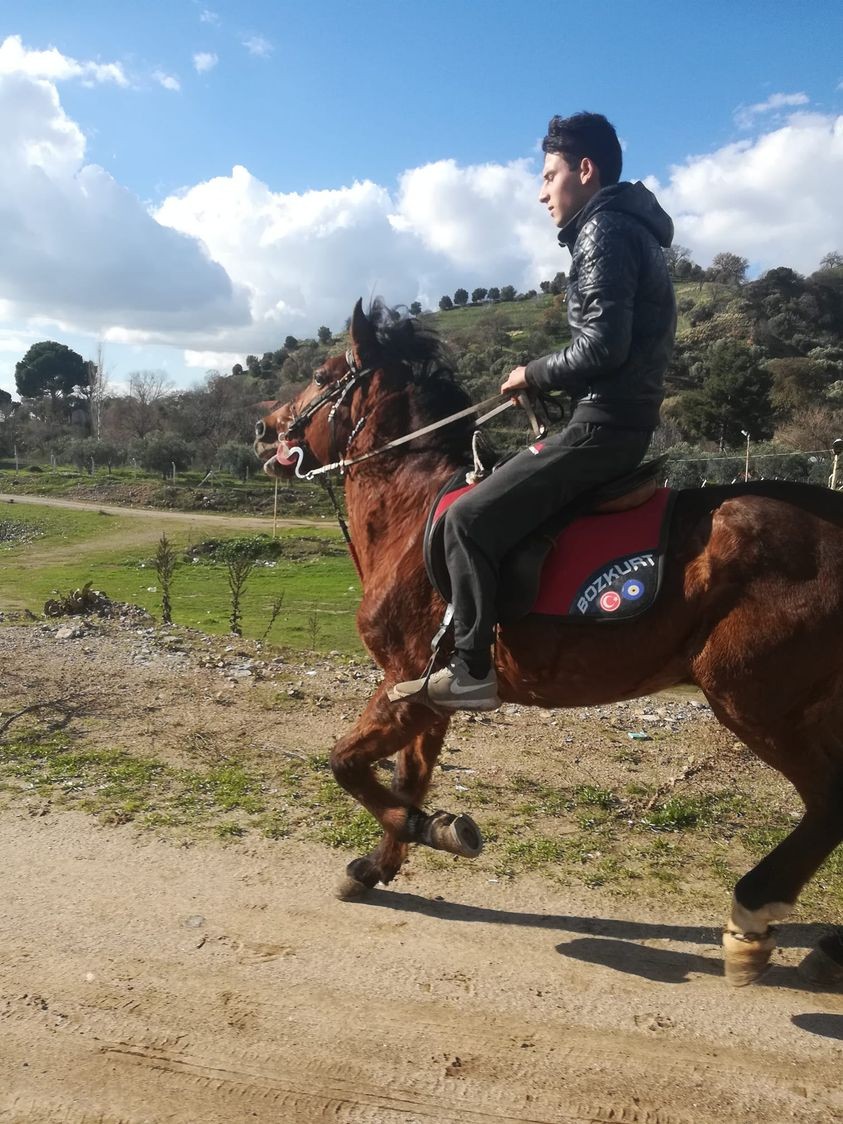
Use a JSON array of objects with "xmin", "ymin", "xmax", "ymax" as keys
[
  {"xmin": 275, "ymin": 350, "xmax": 546, "ymax": 580},
  {"xmin": 287, "ymin": 391, "xmax": 530, "ymax": 481}
]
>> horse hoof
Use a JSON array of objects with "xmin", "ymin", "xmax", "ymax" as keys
[
  {"xmin": 797, "ymin": 938, "xmax": 843, "ymax": 990},
  {"xmin": 335, "ymin": 857, "xmax": 381, "ymax": 900},
  {"xmin": 335, "ymin": 875, "xmax": 372, "ymax": 901},
  {"xmin": 722, "ymin": 928, "xmax": 776, "ymax": 986},
  {"xmin": 424, "ymin": 811, "xmax": 483, "ymax": 858}
]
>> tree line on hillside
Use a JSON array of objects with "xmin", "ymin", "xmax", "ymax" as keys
[{"xmin": 1, "ymin": 250, "xmax": 841, "ymax": 486}]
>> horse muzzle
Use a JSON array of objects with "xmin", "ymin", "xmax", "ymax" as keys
[{"xmin": 256, "ymin": 439, "xmax": 303, "ymax": 477}]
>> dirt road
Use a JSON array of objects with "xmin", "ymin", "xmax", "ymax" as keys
[
  {"xmin": 0, "ymin": 492, "xmax": 322, "ymax": 532},
  {"xmin": 1, "ymin": 812, "xmax": 841, "ymax": 1124},
  {"xmin": 0, "ymin": 619, "xmax": 841, "ymax": 1123}
]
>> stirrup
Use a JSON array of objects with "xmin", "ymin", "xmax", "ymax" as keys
[{"xmin": 386, "ymin": 604, "xmax": 454, "ymax": 710}]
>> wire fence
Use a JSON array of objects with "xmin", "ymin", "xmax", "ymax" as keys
[{"xmin": 1, "ymin": 442, "xmax": 842, "ymax": 491}]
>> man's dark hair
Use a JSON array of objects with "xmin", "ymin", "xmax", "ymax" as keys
[{"xmin": 542, "ymin": 112, "xmax": 622, "ymax": 186}]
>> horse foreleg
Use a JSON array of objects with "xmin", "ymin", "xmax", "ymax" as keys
[
  {"xmin": 332, "ymin": 689, "xmax": 483, "ymax": 898},
  {"xmin": 343, "ymin": 723, "xmax": 449, "ymax": 893}
]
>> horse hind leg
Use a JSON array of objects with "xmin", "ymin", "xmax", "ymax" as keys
[{"xmin": 721, "ymin": 737, "xmax": 843, "ymax": 987}]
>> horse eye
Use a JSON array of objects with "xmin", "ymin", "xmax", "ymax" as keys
[{"xmin": 314, "ymin": 370, "xmax": 329, "ymax": 387}]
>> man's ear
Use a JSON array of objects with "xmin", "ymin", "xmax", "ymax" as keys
[
  {"xmin": 349, "ymin": 298, "xmax": 378, "ymax": 368},
  {"xmin": 580, "ymin": 157, "xmax": 600, "ymax": 188}
]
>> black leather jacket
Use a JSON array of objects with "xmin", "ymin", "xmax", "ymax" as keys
[{"xmin": 525, "ymin": 181, "xmax": 676, "ymax": 430}]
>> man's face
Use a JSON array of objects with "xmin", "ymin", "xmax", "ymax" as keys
[{"xmin": 538, "ymin": 152, "xmax": 600, "ymax": 228}]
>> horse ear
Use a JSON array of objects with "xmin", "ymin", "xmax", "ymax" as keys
[{"xmin": 349, "ymin": 298, "xmax": 378, "ymax": 366}]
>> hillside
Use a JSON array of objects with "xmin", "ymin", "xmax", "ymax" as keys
[{"xmin": 2, "ymin": 266, "xmax": 842, "ymax": 499}]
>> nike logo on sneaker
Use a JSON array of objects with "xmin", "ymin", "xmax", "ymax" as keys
[{"xmin": 448, "ymin": 680, "xmax": 496, "ymax": 695}]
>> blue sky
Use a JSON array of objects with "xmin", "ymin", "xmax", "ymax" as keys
[{"xmin": 1, "ymin": 0, "xmax": 841, "ymax": 396}]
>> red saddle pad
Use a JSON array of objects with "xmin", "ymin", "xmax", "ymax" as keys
[{"xmin": 427, "ymin": 481, "xmax": 674, "ymax": 620}]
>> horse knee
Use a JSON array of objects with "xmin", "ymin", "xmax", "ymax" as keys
[{"xmin": 330, "ymin": 747, "xmax": 357, "ymax": 793}]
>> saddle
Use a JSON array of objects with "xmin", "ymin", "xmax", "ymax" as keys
[{"xmin": 424, "ymin": 452, "xmax": 675, "ymax": 623}]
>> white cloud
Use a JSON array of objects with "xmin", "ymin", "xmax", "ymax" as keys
[
  {"xmin": 391, "ymin": 159, "xmax": 555, "ymax": 280},
  {"xmin": 154, "ymin": 158, "xmax": 556, "ymax": 353},
  {"xmin": 734, "ymin": 91, "xmax": 809, "ymax": 129},
  {"xmin": 242, "ymin": 35, "xmax": 273, "ymax": 58},
  {"xmin": 153, "ymin": 70, "xmax": 180, "ymax": 92},
  {"xmin": 184, "ymin": 349, "xmax": 242, "ymax": 371},
  {"xmin": 0, "ymin": 69, "xmax": 250, "ymax": 343},
  {"xmin": 199, "ymin": 9, "xmax": 219, "ymax": 24},
  {"xmin": 2, "ymin": 60, "xmax": 840, "ymax": 397},
  {"xmin": 647, "ymin": 112, "xmax": 843, "ymax": 274},
  {"xmin": 193, "ymin": 52, "xmax": 218, "ymax": 74},
  {"xmin": 0, "ymin": 34, "xmax": 127, "ymax": 87}
]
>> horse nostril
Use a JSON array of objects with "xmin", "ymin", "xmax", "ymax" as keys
[{"xmin": 255, "ymin": 420, "xmax": 266, "ymax": 440}]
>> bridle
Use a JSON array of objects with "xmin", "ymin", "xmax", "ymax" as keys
[
  {"xmin": 283, "ymin": 350, "xmax": 373, "ymax": 450},
  {"xmin": 257, "ymin": 350, "xmax": 545, "ymax": 581}
]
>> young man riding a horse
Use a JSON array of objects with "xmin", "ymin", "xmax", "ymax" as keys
[{"xmin": 392, "ymin": 112, "xmax": 677, "ymax": 711}]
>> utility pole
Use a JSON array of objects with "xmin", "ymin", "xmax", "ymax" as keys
[{"xmin": 741, "ymin": 429, "xmax": 751, "ymax": 481}]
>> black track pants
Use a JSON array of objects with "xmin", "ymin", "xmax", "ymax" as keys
[{"xmin": 443, "ymin": 421, "xmax": 653, "ymax": 658}]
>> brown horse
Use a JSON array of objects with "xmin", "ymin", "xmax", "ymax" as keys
[{"xmin": 255, "ymin": 299, "xmax": 843, "ymax": 989}]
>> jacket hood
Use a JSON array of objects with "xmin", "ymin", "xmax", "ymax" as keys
[{"xmin": 559, "ymin": 181, "xmax": 674, "ymax": 249}]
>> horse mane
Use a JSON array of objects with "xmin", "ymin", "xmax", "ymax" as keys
[{"xmin": 368, "ymin": 299, "xmax": 473, "ymax": 459}]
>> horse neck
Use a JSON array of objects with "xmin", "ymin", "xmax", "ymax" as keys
[
  {"xmin": 338, "ymin": 372, "xmax": 470, "ymax": 581},
  {"xmin": 344, "ymin": 452, "xmax": 463, "ymax": 583}
]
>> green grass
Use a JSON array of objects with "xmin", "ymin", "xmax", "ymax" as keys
[
  {"xmin": 0, "ymin": 500, "xmax": 123, "ymax": 548},
  {"xmin": 431, "ymin": 294, "xmax": 557, "ymax": 335},
  {"xmin": 0, "ymin": 729, "xmax": 351, "ymax": 844},
  {"xmin": 642, "ymin": 792, "xmax": 748, "ymax": 833},
  {"xmin": 0, "ymin": 501, "xmax": 362, "ymax": 653},
  {"xmin": 1, "ymin": 721, "xmax": 840, "ymax": 917},
  {"xmin": 0, "ymin": 464, "xmax": 337, "ymax": 518}
]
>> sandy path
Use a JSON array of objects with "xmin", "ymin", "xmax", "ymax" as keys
[
  {"xmin": 0, "ymin": 810, "xmax": 840, "ymax": 1124},
  {"xmin": 0, "ymin": 492, "xmax": 322, "ymax": 532}
]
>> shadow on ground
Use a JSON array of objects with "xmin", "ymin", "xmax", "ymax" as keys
[{"xmin": 353, "ymin": 889, "xmax": 840, "ymax": 992}]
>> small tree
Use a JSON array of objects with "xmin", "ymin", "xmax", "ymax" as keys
[
  {"xmin": 409, "ymin": 301, "xmax": 422, "ymax": 316},
  {"xmin": 499, "ymin": 285, "xmax": 517, "ymax": 301},
  {"xmin": 317, "ymin": 325, "xmax": 332, "ymax": 345},
  {"xmin": 438, "ymin": 295, "xmax": 454, "ymax": 311},
  {"xmin": 138, "ymin": 433, "xmax": 192, "ymax": 479},
  {"xmin": 154, "ymin": 533, "xmax": 178, "ymax": 625},
  {"xmin": 471, "ymin": 287, "xmax": 488, "ymax": 304},
  {"xmin": 219, "ymin": 442, "xmax": 256, "ymax": 481},
  {"xmin": 453, "ymin": 288, "xmax": 469, "ymax": 307},
  {"xmin": 549, "ymin": 271, "xmax": 567, "ymax": 295},
  {"xmin": 224, "ymin": 552, "xmax": 255, "ymax": 636},
  {"xmin": 663, "ymin": 244, "xmax": 693, "ymax": 279},
  {"xmin": 284, "ymin": 335, "xmax": 299, "ymax": 351},
  {"xmin": 708, "ymin": 252, "xmax": 749, "ymax": 286},
  {"xmin": 487, "ymin": 287, "xmax": 501, "ymax": 301},
  {"xmin": 675, "ymin": 340, "xmax": 773, "ymax": 448},
  {"xmin": 65, "ymin": 437, "xmax": 125, "ymax": 474}
]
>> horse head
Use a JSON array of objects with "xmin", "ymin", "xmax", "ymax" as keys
[
  {"xmin": 254, "ymin": 297, "xmax": 471, "ymax": 480},
  {"xmin": 254, "ymin": 298, "xmax": 383, "ymax": 478}
]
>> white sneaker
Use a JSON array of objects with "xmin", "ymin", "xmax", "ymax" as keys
[{"xmin": 390, "ymin": 657, "xmax": 500, "ymax": 711}]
